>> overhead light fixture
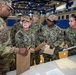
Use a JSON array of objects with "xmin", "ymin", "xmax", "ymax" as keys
[
  {"xmin": 57, "ymin": 2, "xmax": 59, "ymax": 5},
  {"xmin": 56, "ymin": 4, "xmax": 66, "ymax": 10}
]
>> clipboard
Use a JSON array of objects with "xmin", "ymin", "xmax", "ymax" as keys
[
  {"xmin": 43, "ymin": 45, "xmax": 55, "ymax": 55},
  {"xmin": 35, "ymin": 43, "xmax": 46, "ymax": 51}
]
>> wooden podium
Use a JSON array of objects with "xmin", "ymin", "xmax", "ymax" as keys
[{"xmin": 16, "ymin": 50, "xmax": 30, "ymax": 75}]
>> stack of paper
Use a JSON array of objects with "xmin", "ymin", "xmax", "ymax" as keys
[
  {"xmin": 43, "ymin": 45, "xmax": 55, "ymax": 55},
  {"xmin": 55, "ymin": 58, "xmax": 76, "ymax": 69}
]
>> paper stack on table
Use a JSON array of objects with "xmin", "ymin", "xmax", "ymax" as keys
[{"xmin": 55, "ymin": 58, "xmax": 76, "ymax": 69}]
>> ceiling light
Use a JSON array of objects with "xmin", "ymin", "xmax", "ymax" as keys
[{"xmin": 57, "ymin": 3, "xmax": 59, "ymax": 5}]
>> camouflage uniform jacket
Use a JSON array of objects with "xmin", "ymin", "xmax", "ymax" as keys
[
  {"xmin": 10, "ymin": 22, "xmax": 23, "ymax": 46},
  {"xmin": 39, "ymin": 25, "xmax": 63, "ymax": 47},
  {"xmin": 15, "ymin": 28, "xmax": 36, "ymax": 48},
  {"xmin": 65, "ymin": 27, "xmax": 76, "ymax": 46},
  {"xmin": 0, "ymin": 17, "xmax": 12, "ymax": 54},
  {"xmin": 0, "ymin": 17, "xmax": 17, "ymax": 73},
  {"xmin": 30, "ymin": 21, "xmax": 42, "ymax": 34},
  {"xmin": 29, "ymin": 22, "xmax": 41, "ymax": 65}
]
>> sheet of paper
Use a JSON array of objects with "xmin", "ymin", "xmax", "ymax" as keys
[
  {"xmin": 35, "ymin": 73, "xmax": 41, "ymax": 75},
  {"xmin": 46, "ymin": 68, "xmax": 65, "ymax": 75},
  {"xmin": 63, "ymin": 46, "xmax": 76, "ymax": 51},
  {"xmin": 55, "ymin": 58, "xmax": 76, "ymax": 69},
  {"xmin": 61, "ymin": 58, "xmax": 76, "ymax": 69},
  {"xmin": 55, "ymin": 60, "xmax": 67, "ymax": 69},
  {"xmin": 43, "ymin": 45, "xmax": 55, "ymax": 55}
]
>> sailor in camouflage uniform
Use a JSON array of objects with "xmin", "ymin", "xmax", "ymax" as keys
[
  {"xmin": 64, "ymin": 15, "xmax": 76, "ymax": 56},
  {"xmin": 15, "ymin": 16, "xmax": 36, "ymax": 66},
  {"xmin": 38, "ymin": 15, "xmax": 64, "ymax": 63},
  {"xmin": 10, "ymin": 16, "xmax": 29, "ymax": 69},
  {"xmin": 0, "ymin": 1, "xmax": 19, "ymax": 75},
  {"xmin": 10, "ymin": 22, "xmax": 23, "ymax": 70},
  {"xmin": 30, "ymin": 11, "xmax": 42, "ymax": 34},
  {"xmin": 30, "ymin": 12, "xmax": 42, "ymax": 65}
]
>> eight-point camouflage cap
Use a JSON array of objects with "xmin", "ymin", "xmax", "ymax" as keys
[
  {"xmin": 47, "ymin": 15, "xmax": 57, "ymax": 21},
  {"xmin": 33, "ymin": 11, "xmax": 40, "ymax": 17},
  {"xmin": 5, "ymin": 1, "xmax": 14, "ymax": 10},
  {"xmin": 21, "ymin": 16, "xmax": 31, "ymax": 22}
]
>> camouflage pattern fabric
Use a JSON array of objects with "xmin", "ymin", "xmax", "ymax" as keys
[
  {"xmin": 10, "ymin": 22, "xmax": 23, "ymax": 70},
  {"xmin": 30, "ymin": 50, "xmax": 40, "ymax": 66},
  {"xmin": 0, "ymin": 17, "xmax": 18, "ymax": 75},
  {"xmin": 64, "ymin": 27, "xmax": 76, "ymax": 56},
  {"xmin": 30, "ymin": 22, "xmax": 42, "ymax": 65},
  {"xmin": 30, "ymin": 21, "xmax": 42, "ymax": 34},
  {"xmin": 15, "ymin": 28, "xmax": 36, "ymax": 48},
  {"xmin": 10, "ymin": 22, "xmax": 23, "ymax": 46},
  {"xmin": 15, "ymin": 28, "xmax": 36, "ymax": 66},
  {"xmin": 38, "ymin": 25, "xmax": 64, "ymax": 62}
]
